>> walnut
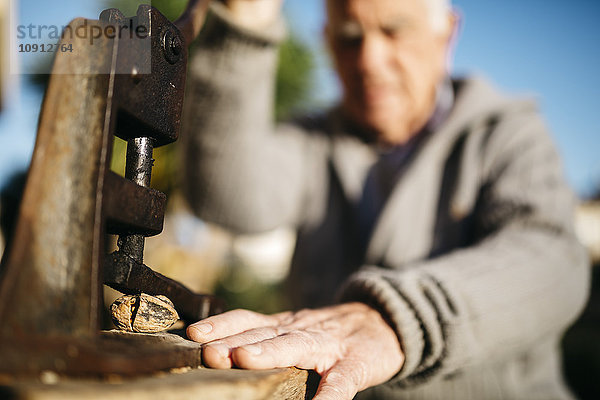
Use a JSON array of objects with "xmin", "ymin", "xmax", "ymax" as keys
[{"xmin": 110, "ymin": 293, "xmax": 179, "ymax": 333}]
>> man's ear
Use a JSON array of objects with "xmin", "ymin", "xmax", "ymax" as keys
[{"xmin": 444, "ymin": 9, "xmax": 462, "ymax": 72}]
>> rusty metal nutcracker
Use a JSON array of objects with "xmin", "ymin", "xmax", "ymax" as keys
[{"xmin": 0, "ymin": 0, "xmax": 222, "ymax": 377}]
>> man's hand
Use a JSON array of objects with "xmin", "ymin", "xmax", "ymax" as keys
[
  {"xmin": 187, "ymin": 302, "xmax": 404, "ymax": 400},
  {"xmin": 218, "ymin": 0, "xmax": 284, "ymax": 30}
]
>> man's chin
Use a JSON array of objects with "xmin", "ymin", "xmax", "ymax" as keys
[
  {"xmin": 359, "ymin": 116, "xmax": 412, "ymax": 146},
  {"xmin": 342, "ymin": 102, "xmax": 411, "ymax": 144}
]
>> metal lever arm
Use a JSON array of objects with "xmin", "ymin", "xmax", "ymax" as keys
[{"xmin": 104, "ymin": 251, "xmax": 224, "ymax": 322}]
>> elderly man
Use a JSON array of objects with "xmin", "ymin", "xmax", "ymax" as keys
[{"xmin": 181, "ymin": 0, "xmax": 589, "ymax": 398}]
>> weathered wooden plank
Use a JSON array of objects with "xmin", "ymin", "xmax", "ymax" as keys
[
  {"xmin": 0, "ymin": 331, "xmax": 313, "ymax": 400},
  {"xmin": 0, "ymin": 367, "xmax": 310, "ymax": 400}
]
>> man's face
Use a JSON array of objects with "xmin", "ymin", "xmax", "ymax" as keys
[{"xmin": 327, "ymin": 0, "xmax": 454, "ymax": 145}]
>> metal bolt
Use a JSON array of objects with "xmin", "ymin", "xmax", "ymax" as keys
[
  {"xmin": 170, "ymin": 35, "xmax": 182, "ymax": 56},
  {"xmin": 162, "ymin": 29, "xmax": 182, "ymax": 64},
  {"xmin": 118, "ymin": 137, "xmax": 155, "ymax": 263}
]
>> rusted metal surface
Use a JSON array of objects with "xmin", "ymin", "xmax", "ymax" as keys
[
  {"xmin": 103, "ymin": 6, "xmax": 187, "ymax": 146},
  {"xmin": 103, "ymin": 171, "xmax": 166, "ymax": 236},
  {"xmin": 0, "ymin": 18, "xmax": 114, "ymax": 340},
  {"xmin": 0, "ymin": 2, "xmax": 223, "ymax": 378}
]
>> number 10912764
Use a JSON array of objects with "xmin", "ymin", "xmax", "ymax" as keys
[{"xmin": 19, "ymin": 43, "xmax": 73, "ymax": 53}]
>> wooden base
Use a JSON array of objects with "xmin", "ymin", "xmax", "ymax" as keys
[
  {"xmin": 0, "ymin": 331, "xmax": 316, "ymax": 400},
  {"xmin": 1, "ymin": 367, "xmax": 311, "ymax": 400}
]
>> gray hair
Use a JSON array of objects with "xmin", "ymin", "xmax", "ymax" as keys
[
  {"xmin": 424, "ymin": 0, "xmax": 452, "ymax": 32},
  {"xmin": 326, "ymin": 0, "xmax": 452, "ymax": 33}
]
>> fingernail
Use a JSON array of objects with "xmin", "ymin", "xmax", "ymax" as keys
[
  {"xmin": 242, "ymin": 344, "xmax": 262, "ymax": 356},
  {"xmin": 192, "ymin": 323, "xmax": 213, "ymax": 335},
  {"xmin": 207, "ymin": 343, "xmax": 229, "ymax": 358}
]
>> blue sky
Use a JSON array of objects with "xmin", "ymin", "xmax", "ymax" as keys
[{"xmin": 1, "ymin": 0, "xmax": 599, "ymax": 197}]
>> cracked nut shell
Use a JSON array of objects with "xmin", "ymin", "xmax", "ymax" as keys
[{"xmin": 111, "ymin": 293, "xmax": 179, "ymax": 333}]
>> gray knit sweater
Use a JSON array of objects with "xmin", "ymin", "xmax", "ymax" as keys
[{"xmin": 181, "ymin": 4, "xmax": 590, "ymax": 399}]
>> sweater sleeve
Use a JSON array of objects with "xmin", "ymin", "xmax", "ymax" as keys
[
  {"xmin": 180, "ymin": 3, "xmax": 323, "ymax": 234},
  {"xmin": 338, "ymin": 109, "xmax": 591, "ymax": 386}
]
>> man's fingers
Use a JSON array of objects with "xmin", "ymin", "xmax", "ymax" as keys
[
  {"xmin": 201, "ymin": 343, "xmax": 235, "ymax": 369},
  {"xmin": 231, "ymin": 329, "xmax": 341, "ymax": 372},
  {"xmin": 187, "ymin": 309, "xmax": 278, "ymax": 343},
  {"xmin": 201, "ymin": 326, "xmax": 281, "ymax": 369},
  {"xmin": 313, "ymin": 360, "xmax": 366, "ymax": 400},
  {"xmin": 188, "ymin": 304, "xmax": 362, "ymax": 344}
]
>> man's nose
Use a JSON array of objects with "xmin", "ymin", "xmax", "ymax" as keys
[{"xmin": 356, "ymin": 33, "xmax": 389, "ymax": 77}]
